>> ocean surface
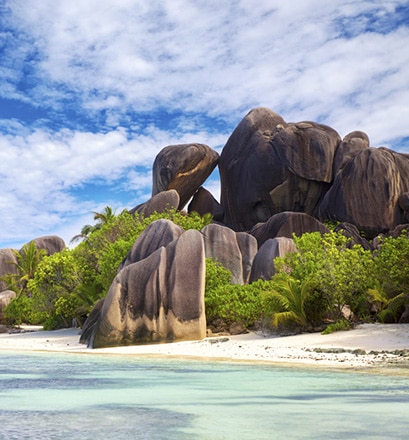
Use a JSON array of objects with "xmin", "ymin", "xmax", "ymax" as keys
[{"xmin": 0, "ymin": 351, "xmax": 409, "ymax": 440}]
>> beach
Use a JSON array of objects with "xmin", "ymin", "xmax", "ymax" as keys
[{"xmin": 1, "ymin": 323, "xmax": 409, "ymax": 370}]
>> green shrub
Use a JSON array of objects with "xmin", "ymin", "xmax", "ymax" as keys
[
  {"xmin": 321, "ymin": 319, "xmax": 351, "ymax": 334},
  {"xmin": 204, "ymin": 259, "xmax": 263, "ymax": 327}
]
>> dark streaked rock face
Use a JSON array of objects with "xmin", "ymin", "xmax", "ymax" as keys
[
  {"xmin": 201, "ymin": 223, "xmax": 257, "ymax": 285},
  {"xmin": 318, "ymin": 147, "xmax": 409, "ymax": 238},
  {"xmin": 250, "ymin": 212, "xmax": 329, "ymax": 247},
  {"xmin": 249, "ymin": 237, "xmax": 297, "ymax": 283},
  {"xmin": 188, "ymin": 187, "xmax": 224, "ymax": 221},
  {"xmin": 86, "ymin": 229, "xmax": 206, "ymax": 348},
  {"xmin": 120, "ymin": 219, "xmax": 184, "ymax": 269},
  {"xmin": 152, "ymin": 143, "xmax": 219, "ymax": 210},
  {"xmin": 129, "ymin": 189, "xmax": 180, "ymax": 216},
  {"xmin": 333, "ymin": 131, "xmax": 369, "ymax": 174},
  {"xmin": 219, "ymin": 108, "xmax": 340, "ymax": 231}
]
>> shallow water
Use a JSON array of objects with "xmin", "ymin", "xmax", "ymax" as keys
[{"xmin": 1, "ymin": 352, "xmax": 409, "ymax": 439}]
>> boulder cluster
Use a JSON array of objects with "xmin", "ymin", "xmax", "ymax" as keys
[
  {"xmin": 3, "ymin": 107, "xmax": 409, "ymax": 347},
  {"xmin": 82, "ymin": 107, "xmax": 409, "ymax": 348}
]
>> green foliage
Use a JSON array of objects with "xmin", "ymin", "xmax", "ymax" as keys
[
  {"xmin": 1, "ymin": 242, "xmax": 48, "ymax": 294},
  {"xmin": 373, "ymin": 232, "xmax": 409, "ymax": 297},
  {"xmin": 204, "ymin": 259, "xmax": 262, "ymax": 327},
  {"xmin": 27, "ymin": 249, "xmax": 85, "ymax": 327},
  {"xmin": 260, "ymin": 275, "xmax": 315, "ymax": 329},
  {"xmin": 377, "ymin": 293, "xmax": 409, "ymax": 323},
  {"xmin": 2, "ymin": 294, "xmax": 45, "ymax": 326},
  {"xmin": 275, "ymin": 231, "xmax": 377, "ymax": 320},
  {"xmin": 1, "ymin": 241, "xmax": 48, "ymax": 325},
  {"xmin": 321, "ymin": 319, "xmax": 351, "ymax": 334},
  {"xmin": 4, "ymin": 207, "xmax": 213, "ymax": 329},
  {"xmin": 91, "ymin": 209, "xmax": 212, "ymax": 293}
]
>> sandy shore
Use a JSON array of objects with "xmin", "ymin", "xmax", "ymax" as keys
[{"xmin": 1, "ymin": 323, "xmax": 409, "ymax": 371}]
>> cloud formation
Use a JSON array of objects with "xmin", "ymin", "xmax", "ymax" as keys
[{"xmin": 1, "ymin": 0, "xmax": 408, "ymax": 247}]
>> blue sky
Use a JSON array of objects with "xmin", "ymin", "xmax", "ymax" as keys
[{"xmin": 1, "ymin": 0, "xmax": 409, "ymax": 249}]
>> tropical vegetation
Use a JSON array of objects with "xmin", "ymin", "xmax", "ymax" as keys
[{"xmin": 2, "ymin": 205, "xmax": 409, "ymax": 334}]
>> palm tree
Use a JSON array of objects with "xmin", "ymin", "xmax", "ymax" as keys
[
  {"xmin": 6, "ymin": 242, "xmax": 47, "ymax": 295},
  {"xmin": 267, "ymin": 277, "xmax": 315, "ymax": 329},
  {"xmin": 70, "ymin": 206, "xmax": 116, "ymax": 244}
]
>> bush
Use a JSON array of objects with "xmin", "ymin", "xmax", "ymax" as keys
[
  {"xmin": 321, "ymin": 319, "xmax": 351, "ymax": 334},
  {"xmin": 205, "ymin": 259, "xmax": 263, "ymax": 327},
  {"xmin": 275, "ymin": 231, "xmax": 377, "ymax": 321},
  {"xmin": 3, "ymin": 294, "xmax": 46, "ymax": 326}
]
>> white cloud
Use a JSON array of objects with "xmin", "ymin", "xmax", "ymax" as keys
[{"xmin": 1, "ymin": 0, "xmax": 409, "ymax": 247}]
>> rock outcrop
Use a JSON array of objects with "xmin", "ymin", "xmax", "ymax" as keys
[
  {"xmin": 219, "ymin": 108, "xmax": 340, "ymax": 231},
  {"xmin": 120, "ymin": 219, "xmax": 184, "ymax": 269},
  {"xmin": 201, "ymin": 223, "xmax": 257, "ymax": 284},
  {"xmin": 318, "ymin": 147, "xmax": 409, "ymax": 238},
  {"xmin": 250, "ymin": 212, "xmax": 329, "ymax": 247},
  {"xmin": 84, "ymin": 229, "xmax": 206, "ymax": 348},
  {"xmin": 0, "ymin": 290, "xmax": 16, "ymax": 314},
  {"xmin": 25, "ymin": 235, "xmax": 66, "ymax": 255},
  {"xmin": 188, "ymin": 187, "xmax": 224, "ymax": 221},
  {"xmin": 129, "ymin": 189, "xmax": 180, "ymax": 216},
  {"xmin": 249, "ymin": 237, "xmax": 297, "ymax": 282},
  {"xmin": 152, "ymin": 143, "xmax": 219, "ymax": 210}
]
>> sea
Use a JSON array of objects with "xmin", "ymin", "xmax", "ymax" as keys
[{"xmin": 0, "ymin": 351, "xmax": 409, "ymax": 440}]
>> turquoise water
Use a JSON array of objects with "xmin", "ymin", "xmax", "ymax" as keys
[{"xmin": 1, "ymin": 352, "xmax": 409, "ymax": 439}]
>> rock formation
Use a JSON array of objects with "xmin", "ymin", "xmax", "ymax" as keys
[
  {"xmin": 129, "ymin": 189, "xmax": 180, "ymax": 216},
  {"xmin": 219, "ymin": 108, "xmax": 340, "ymax": 231},
  {"xmin": 120, "ymin": 219, "xmax": 184, "ymax": 269},
  {"xmin": 83, "ymin": 229, "xmax": 206, "ymax": 348},
  {"xmin": 25, "ymin": 235, "xmax": 66, "ymax": 255},
  {"xmin": 0, "ymin": 290, "xmax": 16, "ymax": 319},
  {"xmin": 318, "ymin": 147, "xmax": 409, "ymax": 238},
  {"xmin": 5, "ymin": 105, "xmax": 409, "ymax": 345},
  {"xmin": 0, "ymin": 236, "xmax": 65, "ymax": 293},
  {"xmin": 188, "ymin": 187, "xmax": 224, "ymax": 221},
  {"xmin": 250, "ymin": 212, "xmax": 329, "ymax": 247},
  {"xmin": 201, "ymin": 223, "xmax": 257, "ymax": 284},
  {"xmin": 249, "ymin": 237, "xmax": 297, "ymax": 282},
  {"xmin": 152, "ymin": 143, "xmax": 219, "ymax": 210}
]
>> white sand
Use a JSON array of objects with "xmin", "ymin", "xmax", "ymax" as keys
[{"xmin": 1, "ymin": 323, "xmax": 409, "ymax": 370}]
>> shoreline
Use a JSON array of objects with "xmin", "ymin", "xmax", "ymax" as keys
[{"xmin": 1, "ymin": 323, "xmax": 409, "ymax": 373}]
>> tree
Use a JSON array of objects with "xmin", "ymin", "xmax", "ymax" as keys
[
  {"xmin": 70, "ymin": 205, "xmax": 117, "ymax": 244},
  {"xmin": 27, "ymin": 249, "xmax": 88, "ymax": 328},
  {"xmin": 2, "ymin": 241, "xmax": 47, "ymax": 294}
]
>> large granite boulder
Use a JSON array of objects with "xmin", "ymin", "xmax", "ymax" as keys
[
  {"xmin": 0, "ymin": 290, "xmax": 16, "ymax": 311},
  {"xmin": 201, "ymin": 223, "xmax": 257, "ymax": 284},
  {"xmin": 249, "ymin": 237, "xmax": 297, "ymax": 282},
  {"xmin": 219, "ymin": 108, "xmax": 340, "ymax": 231},
  {"xmin": 152, "ymin": 143, "xmax": 219, "ymax": 210},
  {"xmin": 188, "ymin": 187, "xmax": 224, "ymax": 221},
  {"xmin": 250, "ymin": 212, "xmax": 329, "ymax": 247},
  {"xmin": 319, "ymin": 147, "xmax": 409, "ymax": 238},
  {"xmin": 0, "ymin": 249, "xmax": 18, "ymax": 292},
  {"xmin": 120, "ymin": 219, "xmax": 184, "ymax": 269},
  {"xmin": 85, "ymin": 229, "xmax": 206, "ymax": 348},
  {"xmin": 333, "ymin": 131, "xmax": 369, "ymax": 174},
  {"xmin": 24, "ymin": 235, "xmax": 66, "ymax": 255},
  {"xmin": 129, "ymin": 189, "xmax": 180, "ymax": 216}
]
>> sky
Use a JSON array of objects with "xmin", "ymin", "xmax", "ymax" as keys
[{"xmin": 1, "ymin": 0, "xmax": 409, "ymax": 249}]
